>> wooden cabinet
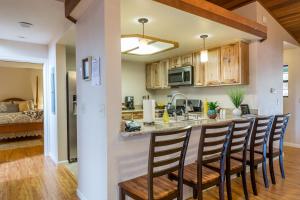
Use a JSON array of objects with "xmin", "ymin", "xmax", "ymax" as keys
[
  {"xmin": 181, "ymin": 54, "xmax": 193, "ymax": 66},
  {"xmin": 159, "ymin": 59, "xmax": 170, "ymax": 89},
  {"xmin": 205, "ymin": 48, "xmax": 221, "ymax": 86},
  {"xmin": 220, "ymin": 41, "xmax": 248, "ymax": 85},
  {"xmin": 169, "ymin": 56, "xmax": 182, "ymax": 68},
  {"xmin": 192, "ymin": 52, "xmax": 205, "ymax": 86},
  {"xmin": 122, "ymin": 111, "xmax": 143, "ymax": 120},
  {"xmin": 146, "ymin": 41, "xmax": 249, "ymax": 89},
  {"xmin": 146, "ymin": 61, "xmax": 169, "ymax": 89}
]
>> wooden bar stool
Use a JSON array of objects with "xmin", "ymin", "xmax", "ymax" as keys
[
  {"xmin": 254, "ymin": 113, "xmax": 291, "ymax": 184},
  {"xmin": 206, "ymin": 119, "xmax": 254, "ymax": 200},
  {"xmin": 231, "ymin": 116, "xmax": 274, "ymax": 195},
  {"xmin": 169, "ymin": 122, "xmax": 233, "ymax": 200},
  {"xmin": 118, "ymin": 126, "xmax": 192, "ymax": 200}
]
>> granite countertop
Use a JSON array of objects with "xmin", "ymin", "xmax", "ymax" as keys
[
  {"xmin": 122, "ymin": 109, "xmax": 164, "ymax": 113},
  {"xmin": 120, "ymin": 113, "xmax": 246, "ymax": 137}
]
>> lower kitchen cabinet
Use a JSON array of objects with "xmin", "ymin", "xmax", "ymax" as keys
[{"xmin": 122, "ymin": 111, "xmax": 143, "ymax": 120}]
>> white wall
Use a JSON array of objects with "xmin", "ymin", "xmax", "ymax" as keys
[
  {"xmin": 0, "ymin": 66, "xmax": 43, "ymax": 105},
  {"xmin": 122, "ymin": 60, "xmax": 148, "ymax": 105},
  {"xmin": 76, "ymin": 0, "xmax": 121, "ymax": 199},
  {"xmin": 283, "ymin": 48, "xmax": 300, "ymax": 146}
]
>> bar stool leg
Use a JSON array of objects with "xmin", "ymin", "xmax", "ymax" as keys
[
  {"xmin": 219, "ymin": 176, "xmax": 225, "ymax": 200},
  {"xmin": 269, "ymin": 156, "xmax": 276, "ymax": 184},
  {"xmin": 241, "ymin": 164, "xmax": 249, "ymax": 200},
  {"xmin": 226, "ymin": 171, "xmax": 232, "ymax": 200},
  {"xmin": 279, "ymin": 153, "xmax": 285, "ymax": 179},
  {"xmin": 262, "ymin": 159, "xmax": 269, "ymax": 188},
  {"xmin": 119, "ymin": 187, "xmax": 125, "ymax": 200},
  {"xmin": 250, "ymin": 163, "xmax": 258, "ymax": 195}
]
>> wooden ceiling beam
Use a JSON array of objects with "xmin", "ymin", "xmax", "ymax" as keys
[{"xmin": 154, "ymin": 0, "xmax": 267, "ymax": 40}]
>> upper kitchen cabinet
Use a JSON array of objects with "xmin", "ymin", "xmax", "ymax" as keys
[
  {"xmin": 205, "ymin": 48, "xmax": 221, "ymax": 86},
  {"xmin": 220, "ymin": 41, "xmax": 249, "ymax": 85},
  {"xmin": 181, "ymin": 54, "xmax": 193, "ymax": 66},
  {"xmin": 193, "ymin": 52, "xmax": 205, "ymax": 86},
  {"xmin": 169, "ymin": 56, "xmax": 182, "ymax": 68},
  {"xmin": 146, "ymin": 61, "xmax": 169, "ymax": 90}
]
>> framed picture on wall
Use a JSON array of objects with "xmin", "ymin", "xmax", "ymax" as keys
[{"xmin": 82, "ymin": 56, "xmax": 92, "ymax": 80}]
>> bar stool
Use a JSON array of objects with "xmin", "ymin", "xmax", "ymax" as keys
[
  {"xmin": 169, "ymin": 122, "xmax": 233, "ymax": 200},
  {"xmin": 231, "ymin": 116, "xmax": 274, "ymax": 195},
  {"xmin": 206, "ymin": 119, "xmax": 254, "ymax": 200},
  {"xmin": 254, "ymin": 113, "xmax": 290, "ymax": 184},
  {"xmin": 118, "ymin": 126, "xmax": 192, "ymax": 200}
]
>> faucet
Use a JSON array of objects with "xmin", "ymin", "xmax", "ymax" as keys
[{"xmin": 170, "ymin": 92, "xmax": 189, "ymax": 120}]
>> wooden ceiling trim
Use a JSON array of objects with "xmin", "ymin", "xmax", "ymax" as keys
[{"xmin": 154, "ymin": 0, "xmax": 267, "ymax": 40}]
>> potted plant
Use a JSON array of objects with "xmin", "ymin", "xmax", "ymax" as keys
[
  {"xmin": 228, "ymin": 87, "xmax": 245, "ymax": 116},
  {"xmin": 207, "ymin": 101, "xmax": 218, "ymax": 119}
]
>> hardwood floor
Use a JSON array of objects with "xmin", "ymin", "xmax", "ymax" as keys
[
  {"xmin": 197, "ymin": 146, "xmax": 300, "ymax": 200},
  {"xmin": 0, "ymin": 146, "xmax": 78, "ymax": 200},
  {"xmin": 0, "ymin": 145, "xmax": 299, "ymax": 199}
]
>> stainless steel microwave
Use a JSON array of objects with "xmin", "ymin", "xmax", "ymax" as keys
[{"xmin": 168, "ymin": 66, "xmax": 193, "ymax": 86}]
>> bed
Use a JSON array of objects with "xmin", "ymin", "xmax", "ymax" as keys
[{"xmin": 0, "ymin": 98, "xmax": 43, "ymax": 140}]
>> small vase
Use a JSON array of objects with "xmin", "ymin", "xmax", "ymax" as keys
[
  {"xmin": 232, "ymin": 108, "xmax": 242, "ymax": 116},
  {"xmin": 207, "ymin": 109, "xmax": 217, "ymax": 119}
]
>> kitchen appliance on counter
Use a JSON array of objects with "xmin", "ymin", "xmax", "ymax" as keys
[
  {"xmin": 175, "ymin": 99, "xmax": 202, "ymax": 113},
  {"xmin": 66, "ymin": 71, "xmax": 77, "ymax": 163},
  {"xmin": 168, "ymin": 66, "xmax": 193, "ymax": 86},
  {"xmin": 125, "ymin": 96, "xmax": 135, "ymax": 110}
]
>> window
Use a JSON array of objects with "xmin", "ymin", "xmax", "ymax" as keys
[{"xmin": 283, "ymin": 65, "xmax": 288, "ymax": 97}]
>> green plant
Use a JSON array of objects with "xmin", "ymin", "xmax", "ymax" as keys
[
  {"xmin": 228, "ymin": 87, "xmax": 245, "ymax": 108},
  {"xmin": 208, "ymin": 101, "xmax": 218, "ymax": 110}
]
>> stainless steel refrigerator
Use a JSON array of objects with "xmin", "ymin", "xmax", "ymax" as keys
[{"xmin": 66, "ymin": 71, "xmax": 77, "ymax": 163}]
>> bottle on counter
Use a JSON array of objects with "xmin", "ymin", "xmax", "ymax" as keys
[
  {"xmin": 162, "ymin": 106, "xmax": 170, "ymax": 123},
  {"xmin": 203, "ymin": 98, "xmax": 208, "ymax": 116}
]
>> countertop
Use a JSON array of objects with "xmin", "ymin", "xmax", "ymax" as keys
[{"xmin": 120, "ymin": 113, "xmax": 246, "ymax": 137}]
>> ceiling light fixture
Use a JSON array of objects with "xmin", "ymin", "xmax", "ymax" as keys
[
  {"xmin": 138, "ymin": 18, "xmax": 149, "ymax": 49},
  {"xmin": 200, "ymin": 35, "xmax": 208, "ymax": 63},
  {"xmin": 121, "ymin": 18, "xmax": 179, "ymax": 56},
  {"xmin": 19, "ymin": 21, "xmax": 33, "ymax": 28}
]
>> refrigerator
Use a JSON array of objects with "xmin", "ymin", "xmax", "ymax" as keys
[{"xmin": 66, "ymin": 71, "xmax": 77, "ymax": 163}]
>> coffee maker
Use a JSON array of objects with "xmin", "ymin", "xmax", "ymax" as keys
[{"xmin": 125, "ymin": 96, "xmax": 135, "ymax": 110}]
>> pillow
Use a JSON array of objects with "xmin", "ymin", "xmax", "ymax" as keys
[
  {"xmin": 4, "ymin": 103, "xmax": 19, "ymax": 113},
  {"xmin": 13, "ymin": 100, "xmax": 34, "ymax": 110},
  {"xmin": 18, "ymin": 102, "xmax": 30, "ymax": 112},
  {"xmin": 0, "ymin": 102, "xmax": 11, "ymax": 113}
]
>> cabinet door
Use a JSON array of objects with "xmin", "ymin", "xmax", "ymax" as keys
[
  {"xmin": 192, "ymin": 52, "xmax": 205, "ymax": 86},
  {"xmin": 169, "ymin": 56, "xmax": 182, "ymax": 68},
  {"xmin": 159, "ymin": 59, "xmax": 170, "ymax": 88},
  {"xmin": 122, "ymin": 113, "xmax": 133, "ymax": 120},
  {"xmin": 151, "ymin": 62, "xmax": 162, "ymax": 88},
  {"xmin": 132, "ymin": 112, "xmax": 143, "ymax": 119},
  {"xmin": 205, "ymin": 48, "xmax": 221, "ymax": 86},
  {"xmin": 181, "ymin": 54, "xmax": 193, "ymax": 66},
  {"xmin": 220, "ymin": 43, "xmax": 240, "ymax": 84},
  {"xmin": 146, "ymin": 64, "xmax": 153, "ymax": 89}
]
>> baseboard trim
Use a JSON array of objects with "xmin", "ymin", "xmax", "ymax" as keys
[
  {"xmin": 57, "ymin": 160, "xmax": 69, "ymax": 165},
  {"xmin": 77, "ymin": 189, "xmax": 88, "ymax": 200},
  {"xmin": 284, "ymin": 142, "xmax": 300, "ymax": 148}
]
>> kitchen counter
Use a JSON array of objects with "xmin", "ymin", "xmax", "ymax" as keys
[{"xmin": 120, "ymin": 113, "xmax": 245, "ymax": 137}]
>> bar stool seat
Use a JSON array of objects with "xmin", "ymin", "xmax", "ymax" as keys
[
  {"xmin": 206, "ymin": 159, "xmax": 243, "ymax": 174},
  {"xmin": 119, "ymin": 175, "xmax": 177, "ymax": 200},
  {"xmin": 170, "ymin": 163, "xmax": 220, "ymax": 186},
  {"xmin": 231, "ymin": 151, "xmax": 263, "ymax": 165}
]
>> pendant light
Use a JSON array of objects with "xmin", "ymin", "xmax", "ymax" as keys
[
  {"xmin": 200, "ymin": 35, "xmax": 208, "ymax": 63},
  {"xmin": 138, "ymin": 18, "xmax": 149, "ymax": 49}
]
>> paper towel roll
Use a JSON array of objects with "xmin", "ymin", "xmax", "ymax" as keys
[{"xmin": 143, "ymin": 100, "xmax": 155, "ymax": 123}]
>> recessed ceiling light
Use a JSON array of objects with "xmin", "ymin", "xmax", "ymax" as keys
[
  {"xmin": 18, "ymin": 36, "xmax": 26, "ymax": 39},
  {"xmin": 18, "ymin": 22, "xmax": 33, "ymax": 28}
]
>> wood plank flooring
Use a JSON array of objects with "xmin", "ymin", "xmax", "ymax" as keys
[
  {"xmin": 0, "ymin": 145, "xmax": 299, "ymax": 199},
  {"xmin": 0, "ymin": 146, "xmax": 78, "ymax": 200}
]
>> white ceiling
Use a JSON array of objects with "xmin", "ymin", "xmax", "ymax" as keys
[
  {"xmin": 121, "ymin": 0, "xmax": 260, "ymax": 63},
  {"xmin": 0, "ymin": 0, "xmax": 69, "ymax": 44}
]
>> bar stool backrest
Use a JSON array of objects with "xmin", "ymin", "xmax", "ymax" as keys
[{"xmin": 148, "ymin": 126, "xmax": 192, "ymax": 200}]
